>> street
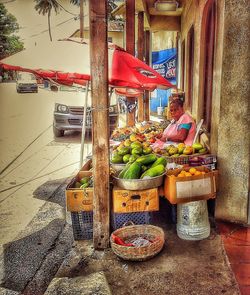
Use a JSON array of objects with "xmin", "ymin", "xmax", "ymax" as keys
[{"xmin": 0, "ymin": 82, "xmax": 92, "ymax": 247}]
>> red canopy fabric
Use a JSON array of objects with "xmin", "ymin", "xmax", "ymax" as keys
[{"xmin": 0, "ymin": 39, "xmax": 175, "ymax": 94}]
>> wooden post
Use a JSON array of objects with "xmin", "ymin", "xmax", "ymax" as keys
[
  {"xmin": 80, "ymin": 0, "xmax": 84, "ymax": 38},
  {"xmin": 89, "ymin": 1, "xmax": 110, "ymax": 249},
  {"xmin": 126, "ymin": 0, "xmax": 136, "ymax": 126},
  {"xmin": 137, "ymin": 11, "xmax": 144, "ymax": 122},
  {"xmin": 144, "ymin": 30, "xmax": 151, "ymax": 121}
]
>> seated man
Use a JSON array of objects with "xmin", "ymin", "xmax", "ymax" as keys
[{"xmin": 155, "ymin": 98, "xmax": 196, "ymax": 147}]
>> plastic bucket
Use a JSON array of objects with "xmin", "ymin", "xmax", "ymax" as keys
[
  {"xmin": 157, "ymin": 106, "xmax": 164, "ymax": 116},
  {"xmin": 177, "ymin": 200, "xmax": 210, "ymax": 240}
]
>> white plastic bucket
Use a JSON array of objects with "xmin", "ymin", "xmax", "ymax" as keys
[
  {"xmin": 157, "ymin": 106, "xmax": 164, "ymax": 116},
  {"xmin": 177, "ymin": 200, "xmax": 210, "ymax": 240}
]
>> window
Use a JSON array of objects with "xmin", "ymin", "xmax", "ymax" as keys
[
  {"xmin": 186, "ymin": 26, "xmax": 194, "ymax": 110},
  {"xmin": 108, "ymin": 37, "xmax": 113, "ymax": 43},
  {"xmin": 201, "ymin": 0, "xmax": 216, "ymax": 131}
]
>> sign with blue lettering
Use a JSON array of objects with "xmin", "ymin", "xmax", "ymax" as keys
[{"xmin": 150, "ymin": 48, "xmax": 177, "ymax": 113}]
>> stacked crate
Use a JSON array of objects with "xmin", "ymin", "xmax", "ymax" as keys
[
  {"xmin": 111, "ymin": 186, "xmax": 159, "ymax": 230},
  {"xmin": 66, "ymin": 159, "xmax": 93, "ymax": 240}
]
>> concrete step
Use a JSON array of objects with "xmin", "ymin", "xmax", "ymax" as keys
[{"xmin": 44, "ymin": 272, "xmax": 112, "ymax": 295}]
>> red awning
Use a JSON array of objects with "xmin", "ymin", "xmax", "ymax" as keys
[{"xmin": 0, "ymin": 38, "xmax": 175, "ymax": 94}]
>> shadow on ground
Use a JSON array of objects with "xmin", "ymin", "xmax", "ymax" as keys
[
  {"xmin": 1, "ymin": 219, "xmax": 67, "ymax": 292},
  {"xmin": 33, "ymin": 177, "xmax": 69, "ymax": 207}
]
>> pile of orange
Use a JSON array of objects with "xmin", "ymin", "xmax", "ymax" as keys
[{"xmin": 177, "ymin": 167, "xmax": 206, "ymax": 177}]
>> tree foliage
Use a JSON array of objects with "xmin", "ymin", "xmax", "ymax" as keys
[{"xmin": 0, "ymin": 3, "xmax": 24, "ymax": 59}]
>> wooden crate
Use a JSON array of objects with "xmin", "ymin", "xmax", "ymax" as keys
[
  {"xmin": 164, "ymin": 166, "xmax": 218, "ymax": 204},
  {"xmin": 112, "ymin": 187, "xmax": 159, "ymax": 213},
  {"xmin": 66, "ymin": 171, "xmax": 93, "ymax": 212}
]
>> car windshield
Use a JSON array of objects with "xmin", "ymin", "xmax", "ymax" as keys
[{"xmin": 17, "ymin": 72, "xmax": 36, "ymax": 81}]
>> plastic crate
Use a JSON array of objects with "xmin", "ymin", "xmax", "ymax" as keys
[
  {"xmin": 165, "ymin": 156, "xmax": 189, "ymax": 165},
  {"xmin": 111, "ymin": 211, "xmax": 152, "ymax": 231},
  {"xmin": 71, "ymin": 211, "xmax": 93, "ymax": 240}
]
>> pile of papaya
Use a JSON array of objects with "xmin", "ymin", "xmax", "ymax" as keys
[
  {"xmin": 111, "ymin": 140, "xmax": 153, "ymax": 164},
  {"xmin": 117, "ymin": 154, "xmax": 166, "ymax": 180},
  {"xmin": 153, "ymin": 142, "xmax": 207, "ymax": 157}
]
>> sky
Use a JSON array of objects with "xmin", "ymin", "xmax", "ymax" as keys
[{"xmin": 2, "ymin": 0, "xmax": 86, "ymax": 48}]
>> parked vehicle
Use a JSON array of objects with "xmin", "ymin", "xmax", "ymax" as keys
[
  {"xmin": 16, "ymin": 72, "xmax": 38, "ymax": 93},
  {"xmin": 53, "ymin": 101, "xmax": 119, "ymax": 137}
]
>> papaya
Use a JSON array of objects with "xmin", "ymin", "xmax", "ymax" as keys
[
  {"xmin": 117, "ymin": 146, "xmax": 130, "ymax": 156},
  {"xmin": 123, "ymin": 154, "xmax": 131, "ymax": 163},
  {"xmin": 130, "ymin": 141, "xmax": 142, "ymax": 149},
  {"xmin": 140, "ymin": 164, "xmax": 165, "ymax": 179},
  {"xmin": 198, "ymin": 148, "xmax": 207, "ymax": 154},
  {"xmin": 129, "ymin": 154, "xmax": 139, "ymax": 163},
  {"xmin": 168, "ymin": 147, "xmax": 178, "ymax": 155},
  {"xmin": 111, "ymin": 154, "xmax": 123, "ymax": 164},
  {"xmin": 118, "ymin": 163, "xmax": 131, "ymax": 178},
  {"xmin": 136, "ymin": 154, "xmax": 157, "ymax": 165},
  {"xmin": 192, "ymin": 143, "xmax": 204, "ymax": 152},
  {"xmin": 131, "ymin": 147, "xmax": 143, "ymax": 155},
  {"xmin": 142, "ymin": 146, "xmax": 153, "ymax": 155},
  {"xmin": 150, "ymin": 157, "xmax": 167, "ymax": 168},
  {"xmin": 123, "ymin": 161, "xmax": 142, "ymax": 179},
  {"xmin": 80, "ymin": 177, "xmax": 90, "ymax": 185}
]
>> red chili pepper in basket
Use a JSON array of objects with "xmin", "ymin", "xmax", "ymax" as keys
[{"xmin": 112, "ymin": 234, "xmax": 134, "ymax": 247}]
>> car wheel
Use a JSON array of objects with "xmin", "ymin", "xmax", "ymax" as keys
[{"xmin": 53, "ymin": 125, "xmax": 64, "ymax": 137}]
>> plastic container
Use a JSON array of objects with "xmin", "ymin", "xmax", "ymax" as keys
[
  {"xmin": 157, "ymin": 106, "xmax": 164, "ymax": 116},
  {"xmin": 177, "ymin": 200, "xmax": 210, "ymax": 240}
]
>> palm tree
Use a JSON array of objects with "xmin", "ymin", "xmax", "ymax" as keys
[{"xmin": 34, "ymin": 0, "xmax": 60, "ymax": 41}]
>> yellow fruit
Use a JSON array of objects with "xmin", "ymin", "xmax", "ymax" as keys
[
  {"xmin": 180, "ymin": 170, "xmax": 186, "ymax": 175},
  {"xmin": 189, "ymin": 167, "xmax": 197, "ymax": 175},
  {"xmin": 201, "ymin": 171, "xmax": 206, "ymax": 175},
  {"xmin": 178, "ymin": 173, "xmax": 185, "ymax": 177},
  {"xmin": 185, "ymin": 172, "xmax": 192, "ymax": 177},
  {"xmin": 194, "ymin": 171, "xmax": 202, "ymax": 176},
  {"xmin": 183, "ymin": 146, "xmax": 194, "ymax": 155}
]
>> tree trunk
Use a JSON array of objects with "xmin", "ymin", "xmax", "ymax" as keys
[{"xmin": 48, "ymin": 10, "xmax": 52, "ymax": 41}]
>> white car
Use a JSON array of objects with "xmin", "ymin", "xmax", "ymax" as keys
[
  {"xmin": 16, "ymin": 72, "xmax": 38, "ymax": 93},
  {"xmin": 53, "ymin": 87, "xmax": 118, "ymax": 137}
]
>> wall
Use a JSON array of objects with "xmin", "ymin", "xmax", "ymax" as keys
[
  {"xmin": 215, "ymin": 0, "xmax": 250, "ymax": 223},
  {"xmin": 180, "ymin": 0, "xmax": 249, "ymax": 223}
]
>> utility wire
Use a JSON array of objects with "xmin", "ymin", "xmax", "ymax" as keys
[{"xmin": 55, "ymin": 0, "xmax": 78, "ymax": 16}]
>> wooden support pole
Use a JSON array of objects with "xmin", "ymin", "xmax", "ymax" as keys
[
  {"xmin": 144, "ymin": 30, "xmax": 151, "ymax": 121},
  {"xmin": 137, "ymin": 11, "xmax": 144, "ymax": 122},
  {"xmin": 80, "ymin": 0, "xmax": 84, "ymax": 38},
  {"xmin": 126, "ymin": 0, "xmax": 135, "ymax": 56},
  {"xmin": 89, "ymin": 1, "xmax": 110, "ymax": 249},
  {"xmin": 126, "ymin": 0, "xmax": 136, "ymax": 126}
]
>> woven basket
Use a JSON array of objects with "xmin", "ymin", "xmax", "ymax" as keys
[{"xmin": 110, "ymin": 224, "xmax": 165, "ymax": 261}]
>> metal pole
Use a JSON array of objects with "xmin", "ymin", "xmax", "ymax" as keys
[{"xmin": 79, "ymin": 80, "xmax": 89, "ymax": 169}]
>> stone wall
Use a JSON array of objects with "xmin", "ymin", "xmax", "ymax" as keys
[
  {"xmin": 215, "ymin": 0, "xmax": 250, "ymax": 223},
  {"xmin": 180, "ymin": 0, "xmax": 249, "ymax": 223}
]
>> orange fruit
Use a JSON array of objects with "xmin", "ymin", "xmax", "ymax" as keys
[
  {"xmin": 189, "ymin": 167, "xmax": 197, "ymax": 175},
  {"xmin": 178, "ymin": 173, "xmax": 185, "ymax": 177},
  {"xmin": 194, "ymin": 171, "xmax": 202, "ymax": 176},
  {"xmin": 201, "ymin": 171, "xmax": 206, "ymax": 175},
  {"xmin": 185, "ymin": 172, "xmax": 192, "ymax": 177}
]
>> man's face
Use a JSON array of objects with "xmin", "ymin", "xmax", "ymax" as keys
[{"xmin": 169, "ymin": 103, "xmax": 183, "ymax": 120}]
